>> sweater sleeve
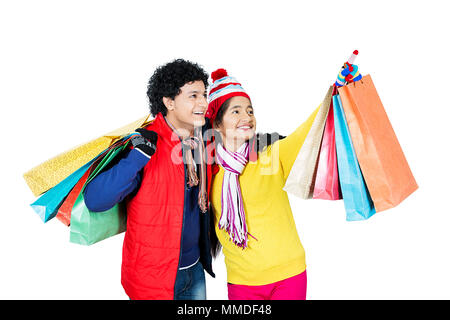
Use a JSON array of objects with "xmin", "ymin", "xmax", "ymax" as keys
[
  {"xmin": 83, "ymin": 148, "xmax": 150, "ymax": 212},
  {"xmin": 277, "ymin": 106, "xmax": 320, "ymax": 180}
]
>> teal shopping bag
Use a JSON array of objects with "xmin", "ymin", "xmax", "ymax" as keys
[
  {"xmin": 30, "ymin": 159, "xmax": 96, "ymax": 223},
  {"xmin": 30, "ymin": 140, "xmax": 120, "ymax": 223},
  {"xmin": 333, "ymin": 94, "xmax": 376, "ymax": 221}
]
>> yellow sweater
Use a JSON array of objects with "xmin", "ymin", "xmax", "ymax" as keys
[{"xmin": 211, "ymin": 107, "xmax": 319, "ymax": 285}]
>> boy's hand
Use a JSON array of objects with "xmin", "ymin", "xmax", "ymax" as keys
[{"xmin": 131, "ymin": 129, "xmax": 158, "ymax": 157}]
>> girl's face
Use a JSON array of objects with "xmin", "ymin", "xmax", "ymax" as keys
[{"xmin": 216, "ymin": 96, "xmax": 256, "ymax": 151}]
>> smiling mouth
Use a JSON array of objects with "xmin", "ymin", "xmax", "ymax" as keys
[
  {"xmin": 193, "ymin": 111, "xmax": 205, "ymax": 116},
  {"xmin": 237, "ymin": 125, "xmax": 254, "ymax": 130}
]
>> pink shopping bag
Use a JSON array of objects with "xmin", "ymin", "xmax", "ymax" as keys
[{"xmin": 313, "ymin": 87, "xmax": 342, "ymax": 200}]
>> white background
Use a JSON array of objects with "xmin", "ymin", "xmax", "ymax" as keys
[{"xmin": 1, "ymin": 0, "xmax": 449, "ymax": 300}]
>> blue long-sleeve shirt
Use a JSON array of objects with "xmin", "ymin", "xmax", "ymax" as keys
[{"xmin": 84, "ymin": 148, "xmax": 200, "ymax": 268}]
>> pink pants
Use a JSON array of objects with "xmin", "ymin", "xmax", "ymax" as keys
[{"xmin": 227, "ymin": 270, "xmax": 307, "ymax": 300}]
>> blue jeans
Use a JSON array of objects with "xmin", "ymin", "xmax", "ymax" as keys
[{"xmin": 174, "ymin": 260, "xmax": 206, "ymax": 300}]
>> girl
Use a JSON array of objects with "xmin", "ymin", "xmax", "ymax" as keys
[{"xmin": 207, "ymin": 69, "xmax": 319, "ymax": 300}]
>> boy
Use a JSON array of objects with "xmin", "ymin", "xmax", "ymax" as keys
[{"xmin": 84, "ymin": 59, "xmax": 214, "ymax": 300}]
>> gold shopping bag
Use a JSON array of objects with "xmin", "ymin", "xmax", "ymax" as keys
[{"xmin": 24, "ymin": 115, "xmax": 151, "ymax": 197}]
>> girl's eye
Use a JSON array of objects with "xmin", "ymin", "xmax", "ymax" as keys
[
  {"xmin": 248, "ymin": 110, "xmax": 254, "ymax": 115},
  {"xmin": 190, "ymin": 94, "xmax": 196, "ymax": 98},
  {"xmin": 232, "ymin": 110, "xmax": 239, "ymax": 114}
]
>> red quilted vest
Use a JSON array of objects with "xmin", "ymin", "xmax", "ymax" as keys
[{"xmin": 121, "ymin": 113, "xmax": 213, "ymax": 300}]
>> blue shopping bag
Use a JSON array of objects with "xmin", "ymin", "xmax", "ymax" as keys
[{"xmin": 333, "ymin": 94, "xmax": 376, "ymax": 221}]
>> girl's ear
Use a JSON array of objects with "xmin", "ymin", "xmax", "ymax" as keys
[
  {"xmin": 163, "ymin": 97, "xmax": 174, "ymax": 111},
  {"xmin": 213, "ymin": 120, "xmax": 223, "ymax": 134},
  {"xmin": 213, "ymin": 128, "xmax": 224, "ymax": 145}
]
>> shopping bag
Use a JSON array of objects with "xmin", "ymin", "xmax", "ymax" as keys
[
  {"xmin": 313, "ymin": 87, "xmax": 341, "ymax": 200},
  {"xmin": 56, "ymin": 168, "xmax": 92, "ymax": 226},
  {"xmin": 69, "ymin": 139, "xmax": 131, "ymax": 245},
  {"xmin": 30, "ymin": 158, "xmax": 96, "ymax": 223},
  {"xmin": 29, "ymin": 134, "xmax": 133, "ymax": 223},
  {"xmin": 338, "ymin": 75, "xmax": 418, "ymax": 212},
  {"xmin": 333, "ymin": 94, "xmax": 376, "ymax": 221},
  {"xmin": 69, "ymin": 197, "xmax": 127, "ymax": 246},
  {"xmin": 55, "ymin": 136, "xmax": 130, "ymax": 226},
  {"xmin": 283, "ymin": 86, "xmax": 332, "ymax": 199},
  {"xmin": 24, "ymin": 115, "xmax": 151, "ymax": 197}
]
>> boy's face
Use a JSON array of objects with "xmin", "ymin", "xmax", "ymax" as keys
[{"xmin": 164, "ymin": 80, "xmax": 208, "ymax": 135}]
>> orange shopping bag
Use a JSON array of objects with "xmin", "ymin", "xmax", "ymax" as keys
[{"xmin": 337, "ymin": 75, "xmax": 418, "ymax": 212}]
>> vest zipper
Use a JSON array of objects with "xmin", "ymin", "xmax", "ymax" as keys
[
  {"xmin": 174, "ymin": 142, "xmax": 188, "ymax": 299},
  {"xmin": 172, "ymin": 126, "xmax": 210, "ymax": 297}
]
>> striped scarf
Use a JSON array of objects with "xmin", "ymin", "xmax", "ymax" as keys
[
  {"xmin": 216, "ymin": 142, "xmax": 252, "ymax": 248},
  {"xmin": 165, "ymin": 118, "xmax": 208, "ymax": 213}
]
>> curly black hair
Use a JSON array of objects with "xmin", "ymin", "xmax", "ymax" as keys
[{"xmin": 146, "ymin": 59, "xmax": 209, "ymax": 117}]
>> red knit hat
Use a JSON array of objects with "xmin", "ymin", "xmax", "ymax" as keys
[{"xmin": 206, "ymin": 69, "xmax": 251, "ymax": 123}]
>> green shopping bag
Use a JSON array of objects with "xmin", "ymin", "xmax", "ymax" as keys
[{"xmin": 69, "ymin": 140, "xmax": 130, "ymax": 245}]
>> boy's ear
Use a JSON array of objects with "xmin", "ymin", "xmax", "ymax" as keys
[{"xmin": 163, "ymin": 97, "xmax": 174, "ymax": 111}]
